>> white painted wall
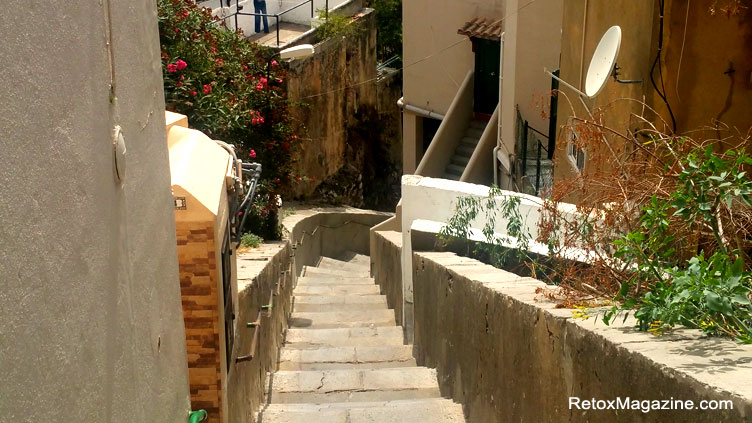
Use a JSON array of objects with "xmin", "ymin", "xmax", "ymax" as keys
[
  {"xmin": 400, "ymin": 175, "xmax": 578, "ymax": 340},
  {"xmin": 0, "ymin": 0, "xmax": 191, "ymax": 421}
]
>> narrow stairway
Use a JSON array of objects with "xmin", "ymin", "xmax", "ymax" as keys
[
  {"xmin": 443, "ymin": 120, "xmax": 487, "ymax": 181},
  {"xmin": 257, "ymin": 253, "xmax": 465, "ymax": 422}
]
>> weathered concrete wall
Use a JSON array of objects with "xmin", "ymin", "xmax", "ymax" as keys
[
  {"xmin": 225, "ymin": 207, "xmax": 390, "ymax": 422},
  {"xmin": 0, "ymin": 0, "xmax": 192, "ymax": 421},
  {"xmin": 371, "ymin": 231, "xmax": 404, "ymax": 326},
  {"xmin": 283, "ymin": 207, "xmax": 392, "ymax": 275},
  {"xmin": 408, "ymin": 251, "xmax": 752, "ymax": 423},
  {"xmin": 227, "ymin": 242, "xmax": 294, "ymax": 423},
  {"xmin": 286, "ymin": 9, "xmax": 378, "ymax": 198}
]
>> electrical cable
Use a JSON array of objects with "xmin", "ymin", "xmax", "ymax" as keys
[
  {"xmin": 299, "ymin": 0, "xmax": 541, "ymax": 100},
  {"xmin": 650, "ymin": 0, "xmax": 678, "ymax": 133}
]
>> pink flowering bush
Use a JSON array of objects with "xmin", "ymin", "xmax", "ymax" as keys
[{"xmin": 158, "ymin": 0, "xmax": 302, "ymax": 238}]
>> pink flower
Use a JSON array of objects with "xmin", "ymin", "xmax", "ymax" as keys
[
  {"xmin": 242, "ymin": 64, "xmax": 248, "ymax": 70},
  {"xmin": 176, "ymin": 81, "xmax": 183, "ymax": 87},
  {"xmin": 277, "ymin": 78, "xmax": 283, "ymax": 83},
  {"xmin": 167, "ymin": 63, "xmax": 178, "ymax": 73},
  {"xmin": 174, "ymin": 28, "xmax": 179, "ymax": 33},
  {"xmin": 271, "ymin": 60, "xmax": 278, "ymax": 67},
  {"xmin": 180, "ymin": 75, "xmax": 184, "ymax": 80},
  {"xmin": 255, "ymin": 83, "xmax": 264, "ymax": 91},
  {"xmin": 249, "ymin": 149, "xmax": 256, "ymax": 158},
  {"xmin": 175, "ymin": 59, "xmax": 187, "ymax": 70},
  {"xmin": 215, "ymin": 58, "xmax": 224, "ymax": 65},
  {"xmin": 191, "ymin": 90, "xmax": 197, "ymax": 97},
  {"xmin": 203, "ymin": 84, "xmax": 212, "ymax": 94},
  {"xmin": 259, "ymin": 77, "xmax": 268, "ymax": 85}
]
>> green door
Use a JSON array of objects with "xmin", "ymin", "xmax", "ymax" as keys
[{"xmin": 474, "ymin": 38, "xmax": 501, "ymax": 116}]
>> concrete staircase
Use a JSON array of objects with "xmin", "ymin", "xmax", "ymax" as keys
[
  {"xmin": 443, "ymin": 120, "xmax": 487, "ymax": 181},
  {"xmin": 257, "ymin": 254, "xmax": 465, "ymax": 423}
]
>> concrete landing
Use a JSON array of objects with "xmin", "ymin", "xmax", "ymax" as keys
[{"xmin": 247, "ymin": 22, "xmax": 311, "ymax": 47}]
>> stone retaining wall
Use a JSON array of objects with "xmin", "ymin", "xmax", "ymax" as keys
[{"xmin": 370, "ymin": 229, "xmax": 752, "ymax": 422}]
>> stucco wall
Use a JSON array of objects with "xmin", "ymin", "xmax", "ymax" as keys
[
  {"xmin": 0, "ymin": 1, "xmax": 191, "ymax": 421},
  {"xmin": 371, "ymin": 230, "xmax": 404, "ymax": 326},
  {"xmin": 554, "ymin": 0, "xmax": 751, "ymax": 189}
]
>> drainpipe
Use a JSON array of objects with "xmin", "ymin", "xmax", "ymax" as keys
[{"xmin": 397, "ymin": 97, "xmax": 445, "ymax": 120}]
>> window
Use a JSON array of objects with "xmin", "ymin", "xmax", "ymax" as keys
[{"xmin": 567, "ymin": 131, "xmax": 585, "ymax": 172}]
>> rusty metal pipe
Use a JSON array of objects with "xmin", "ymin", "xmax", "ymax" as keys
[{"xmin": 236, "ymin": 312, "xmax": 262, "ymax": 363}]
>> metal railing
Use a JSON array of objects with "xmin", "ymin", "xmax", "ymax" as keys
[
  {"xmin": 212, "ymin": 0, "xmax": 329, "ymax": 47},
  {"xmin": 236, "ymin": 266, "xmax": 289, "ymax": 363},
  {"xmin": 516, "ymin": 109, "xmax": 552, "ymax": 196}
]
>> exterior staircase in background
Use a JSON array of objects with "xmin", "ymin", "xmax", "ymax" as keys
[
  {"xmin": 257, "ymin": 254, "xmax": 466, "ymax": 423},
  {"xmin": 443, "ymin": 120, "xmax": 487, "ymax": 181}
]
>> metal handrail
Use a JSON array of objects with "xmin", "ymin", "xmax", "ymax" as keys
[
  {"xmin": 236, "ymin": 267, "xmax": 285, "ymax": 363},
  {"xmin": 213, "ymin": 0, "xmax": 328, "ymax": 47}
]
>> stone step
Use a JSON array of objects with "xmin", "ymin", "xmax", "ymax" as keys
[
  {"xmin": 293, "ymin": 295, "xmax": 388, "ymax": 313},
  {"xmin": 461, "ymin": 136, "xmax": 479, "ymax": 146},
  {"xmin": 257, "ymin": 398, "xmax": 466, "ymax": 423},
  {"xmin": 285, "ymin": 326, "xmax": 404, "ymax": 349},
  {"xmin": 293, "ymin": 284, "xmax": 381, "ymax": 296},
  {"xmin": 296, "ymin": 275, "xmax": 375, "ymax": 286},
  {"xmin": 317, "ymin": 256, "xmax": 370, "ymax": 273},
  {"xmin": 455, "ymin": 144, "xmax": 475, "ymax": 157},
  {"xmin": 451, "ymin": 155, "xmax": 470, "ymax": 166},
  {"xmin": 269, "ymin": 367, "xmax": 440, "ymax": 404},
  {"xmin": 339, "ymin": 252, "xmax": 370, "ymax": 267},
  {"xmin": 466, "ymin": 127, "xmax": 484, "ymax": 139},
  {"xmin": 442, "ymin": 172, "xmax": 460, "ymax": 181},
  {"xmin": 289, "ymin": 310, "xmax": 396, "ymax": 329},
  {"xmin": 469, "ymin": 120, "xmax": 486, "ymax": 130},
  {"xmin": 446, "ymin": 163, "xmax": 464, "ymax": 176},
  {"xmin": 302, "ymin": 266, "xmax": 370, "ymax": 278},
  {"xmin": 278, "ymin": 345, "xmax": 416, "ymax": 370}
]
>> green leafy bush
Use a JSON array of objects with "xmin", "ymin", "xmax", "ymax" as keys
[
  {"xmin": 158, "ymin": 0, "xmax": 302, "ymax": 239},
  {"xmin": 240, "ymin": 233, "xmax": 263, "ymax": 248},
  {"xmin": 315, "ymin": 9, "xmax": 360, "ymax": 42},
  {"xmin": 608, "ymin": 146, "xmax": 752, "ymax": 342},
  {"xmin": 364, "ymin": 0, "xmax": 402, "ymax": 62}
]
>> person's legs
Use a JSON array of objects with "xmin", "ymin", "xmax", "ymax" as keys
[
  {"xmin": 253, "ymin": 0, "xmax": 262, "ymax": 33},
  {"xmin": 259, "ymin": 1, "xmax": 269, "ymax": 33}
]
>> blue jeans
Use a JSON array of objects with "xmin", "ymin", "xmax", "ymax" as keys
[{"xmin": 254, "ymin": 0, "xmax": 269, "ymax": 34}]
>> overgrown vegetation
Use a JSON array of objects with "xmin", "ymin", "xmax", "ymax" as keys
[
  {"xmin": 364, "ymin": 0, "xmax": 402, "ymax": 62},
  {"xmin": 315, "ymin": 9, "xmax": 360, "ymax": 42},
  {"xmin": 441, "ymin": 103, "xmax": 752, "ymax": 343},
  {"xmin": 158, "ymin": 0, "xmax": 304, "ymax": 239},
  {"xmin": 240, "ymin": 233, "xmax": 263, "ymax": 248}
]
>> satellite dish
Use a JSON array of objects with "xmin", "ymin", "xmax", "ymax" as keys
[{"xmin": 585, "ymin": 26, "xmax": 622, "ymax": 97}]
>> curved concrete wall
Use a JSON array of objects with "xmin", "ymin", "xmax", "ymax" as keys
[{"xmin": 0, "ymin": 1, "xmax": 191, "ymax": 421}]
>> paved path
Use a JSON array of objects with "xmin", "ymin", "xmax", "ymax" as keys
[{"xmin": 257, "ymin": 254, "xmax": 466, "ymax": 422}]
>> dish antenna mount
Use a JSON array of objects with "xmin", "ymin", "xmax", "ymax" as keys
[{"xmin": 546, "ymin": 25, "xmax": 642, "ymax": 99}]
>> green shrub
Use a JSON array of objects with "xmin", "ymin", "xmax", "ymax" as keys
[
  {"xmin": 315, "ymin": 9, "xmax": 360, "ymax": 42},
  {"xmin": 240, "ymin": 233, "xmax": 263, "ymax": 248},
  {"xmin": 158, "ymin": 0, "xmax": 302, "ymax": 239}
]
